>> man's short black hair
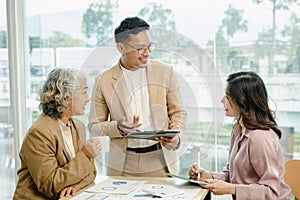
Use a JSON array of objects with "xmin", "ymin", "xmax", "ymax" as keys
[{"xmin": 114, "ymin": 17, "xmax": 150, "ymax": 43}]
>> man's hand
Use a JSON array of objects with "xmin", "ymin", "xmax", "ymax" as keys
[
  {"xmin": 117, "ymin": 115, "xmax": 142, "ymax": 135},
  {"xmin": 59, "ymin": 186, "xmax": 77, "ymax": 198},
  {"xmin": 157, "ymin": 135, "xmax": 180, "ymax": 150}
]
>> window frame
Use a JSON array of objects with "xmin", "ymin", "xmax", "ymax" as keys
[{"xmin": 6, "ymin": 0, "xmax": 28, "ymax": 179}]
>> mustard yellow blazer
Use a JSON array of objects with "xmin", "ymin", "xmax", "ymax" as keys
[{"xmin": 13, "ymin": 115, "xmax": 96, "ymax": 199}]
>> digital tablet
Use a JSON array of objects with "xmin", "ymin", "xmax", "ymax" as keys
[
  {"xmin": 125, "ymin": 130, "xmax": 180, "ymax": 140},
  {"xmin": 166, "ymin": 173, "xmax": 208, "ymax": 185}
]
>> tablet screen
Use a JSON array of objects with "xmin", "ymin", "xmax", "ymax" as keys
[
  {"xmin": 125, "ymin": 130, "xmax": 180, "ymax": 140},
  {"xmin": 166, "ymin": 173, "xmax": 208, "ymax": 185}
]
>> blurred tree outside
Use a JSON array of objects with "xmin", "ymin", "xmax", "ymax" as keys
[
  {"xmin": 0, "ymin": 31, "xmax": 7, "ymax": 48},
  {"xmin": 42, "ymin": 31, "xmax": 86, "ymax": 48},
  {"xmin": 219, "ymin": 4, "xmax": 248, "ymax": 73},
  {"xmin": 206, "ymin": 4, "xmax": 248, "ymax": 73},
  {"xmin": 221, "ymin": 4, "xmax": 248, "ymax": 43},
  {"xmin": 137, "ymin": 2, "xmax": 176, "ymax": 30},
  {"xmin": 29, "ymin": 36, "xmax": 42, "ymax": 54},
  {"xmin": 136, "ymin": 2, "xmax": 208, "ymax": 70},
  {"xmin": 206, "ymin": 28, "xmax": 229, "ymax": 73},
  {"xmin": 81, "ymin": 0, "xmax": 118, "ymax": 46},
  {"xmin": 21, "ymin": 0, "xmax": 300, "ymax": 74},
  {"xmin": 252, "ymin": 0, "xmax": 298, "ymax": 74},
  {"xmin": 254, "ymin": 28, "xmax": 274, "ymax": 63},
  {"xmin": 281, "ymin": 13, "xmax": 300, "ymax": 69},
  {"xmin": 137, "ymin": 2, "xmax": 181, "ymax": 59}
]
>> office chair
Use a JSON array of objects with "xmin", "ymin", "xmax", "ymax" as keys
[{"xmin": 284, "ymin": 159, "xmax": 300, "ymax": 200}]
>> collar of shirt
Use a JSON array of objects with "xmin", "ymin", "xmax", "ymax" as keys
[
  {"xmin": 58, "ymin": 119, "xmax": 75, "ymax": 158},
  {"xmin": 58, "ymin": 119, "xmax": 70, "ymax": 127}
]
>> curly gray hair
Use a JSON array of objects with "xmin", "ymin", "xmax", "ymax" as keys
[{"xmin": 39, "ymin": 68, "xmax": 86, "ymax": 118}]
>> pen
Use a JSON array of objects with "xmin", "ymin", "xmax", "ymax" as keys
[{"xmin": 198, "ymin": 151, "xmax": 201, "ymax": 180}]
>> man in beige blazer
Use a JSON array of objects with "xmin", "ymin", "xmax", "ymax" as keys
[{"xmin": 88, "ymin": 17, "xmax": 187, "ymax": 176}]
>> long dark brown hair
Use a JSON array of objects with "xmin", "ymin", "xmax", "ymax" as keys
[{"xmin": 226, "ymin": 71, "xmax": 281, "ymax": 138}]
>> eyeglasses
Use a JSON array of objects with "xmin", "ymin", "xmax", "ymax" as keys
[{"xmin": 125, "ymin": 42, "xmax": 156, "ymax": 55}]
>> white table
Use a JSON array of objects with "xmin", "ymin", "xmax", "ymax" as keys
[{"xmin": 60, "ymin": 176, "xmax": 209, "ymax": 200}]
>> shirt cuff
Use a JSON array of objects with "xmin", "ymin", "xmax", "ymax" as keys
[{"xmin": 117, "ymin": 124, "xmax": 127, "ymax": 136}]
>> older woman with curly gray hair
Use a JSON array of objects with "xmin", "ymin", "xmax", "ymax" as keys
[{"xmin": 13, "ymin": 68, "xmax": 102, "ymax": 200}]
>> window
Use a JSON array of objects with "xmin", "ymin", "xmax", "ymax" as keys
[{"xmin": 0, "ymin": 0, "xmax": 15, "ymax": 198}]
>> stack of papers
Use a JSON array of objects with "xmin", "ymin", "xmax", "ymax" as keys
[
  {"xmin": 85, "ymin": 178, "xmax": 144, "ymax": 195},
  {"xmin": 142, "ymin": 184, "xmax": 184, "ymax": 198},
  {"xmin": 70, "ymin": 178, "xmax": 201, "ymax": 200}
]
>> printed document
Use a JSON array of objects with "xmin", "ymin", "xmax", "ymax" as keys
[{"xmin": 85, "ymin": 178, "xmax": 144, "ymax": 195}]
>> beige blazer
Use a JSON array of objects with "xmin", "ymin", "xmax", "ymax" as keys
[
  {"xmin": 88, "ymin": 59, "xmax": 187, "ymax": 175},
  {"xmin": 13, "ymin": 115, "xmax": 96, "ymax": 200}
]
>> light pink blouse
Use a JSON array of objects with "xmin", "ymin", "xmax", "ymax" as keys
[{"xmin": 212, "ymin": 125, "xmax": 291, "ymax": 200}]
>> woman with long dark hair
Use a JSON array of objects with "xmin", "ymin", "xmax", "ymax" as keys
[{"xmin": 189, "ymin": 71, "xmax": 291, "ymax": 199}]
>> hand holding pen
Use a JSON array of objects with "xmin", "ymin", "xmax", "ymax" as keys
[{"xmin": 189, "ymin": 163, "xmax": 213, "ymax": 181}]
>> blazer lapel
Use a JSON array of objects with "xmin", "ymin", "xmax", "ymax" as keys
[
  {"xmin": 70, "ymin": 120, "xmax": 79, "ymax": 153},
  {"xmin": 111, "ymin": 64, "xmax": 129, "ymax": 115},
  {"xmin": 69, "ymin": 119, "xmax": 85, "ymax": 154},
  {"xmin": 146, "ymin": 63, "xmax": 159, "ymax": 129}
]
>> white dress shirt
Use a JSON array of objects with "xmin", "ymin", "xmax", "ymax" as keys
[{"xmin": 121, "ymin": 65, "xmax": 158, "ymax": 148}]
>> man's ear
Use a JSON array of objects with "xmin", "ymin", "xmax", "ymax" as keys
[{"xmin": 117, "ymin": 43, "xmax": 125, "ymax": 54}]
